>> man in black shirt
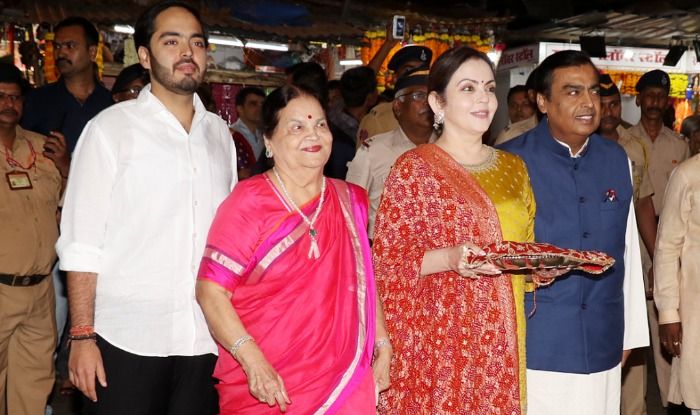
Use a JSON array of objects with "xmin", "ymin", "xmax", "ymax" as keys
[{"xmin": 21, "ymin": 16, "xmax": 113, "ymax": 153}]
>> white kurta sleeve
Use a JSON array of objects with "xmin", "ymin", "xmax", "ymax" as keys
[
  {"xmin": 623, "ymin": 161, "xmax": 651, "ymax": 350},
  {"xmin": 56, "ymin": 120, "xmax": 117, "ymax": 273}
]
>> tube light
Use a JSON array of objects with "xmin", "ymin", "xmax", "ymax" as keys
[
  {"xmin": 244, "ymin": 41, "xmax": 289, "ymax": 52},
  {"xmin": 339, "ymin": 59, "xmax": 363, "ymax": 66},
  {"xmin": 113, "ymin": 24, "xmax": 135, "ymax": 34},
  {"xmin": 209, "ymin": 35, "xmax": 244, "ymax": 47}
]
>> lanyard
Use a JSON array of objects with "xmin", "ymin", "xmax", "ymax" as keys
[{"xmin": 3, "ymin": 139, "xmax": 37, "ymax": 171}]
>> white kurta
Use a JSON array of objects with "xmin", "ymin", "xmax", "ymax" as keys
[
  {"xmin": 527, "ymin": 161, "xmax": 650, "ymax": 415},
  {"xmin": 654, "ymin": 154, "xmax": 700, "ymax": 410}
]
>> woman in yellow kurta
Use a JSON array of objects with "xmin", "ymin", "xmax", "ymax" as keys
[
  {"xmin": 373, "ymin": 46, "xmax": 534, "ymax": 414},
  {"xmin": 470, "ymin": 150, "xmax": 535, "ymax": 398}
]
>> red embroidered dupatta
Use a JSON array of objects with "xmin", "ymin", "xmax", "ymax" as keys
[
  {"xmin": 373, "ymin": 144, "xmax": 521, "ymax": 414},
  {"xmin": 198, "ymin": 175, "xmax": 376, "ymax": 414}
]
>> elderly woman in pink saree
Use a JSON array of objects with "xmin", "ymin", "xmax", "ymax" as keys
[{"xmin": 196, "ymin": 85, "xmax": 391, "ymax": 414}]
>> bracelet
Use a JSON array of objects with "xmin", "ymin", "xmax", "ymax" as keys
[
  {"xmin": 228, "ymin": 335, "xmax": 254, "ymax": 359},
  {"xmin": 69, "ymin": 325, "xmax": 95, "ymax": 337},
  {"xmin": 374, "ymin": 337, "xmax": 391, "ymax": 351},
  {"xmin": 68, "ymin": 333, "xmax": 97, "ymax": 342}
]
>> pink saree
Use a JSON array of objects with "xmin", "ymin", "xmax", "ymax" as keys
[{"xmin": 198, "ymin": 174, "xmax": 376, "ymax": 414}]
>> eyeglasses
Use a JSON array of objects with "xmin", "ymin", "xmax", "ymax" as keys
[
  {"xmin": 115, "ymin": 87, "xmax": 142, "ymax": 97},
  {"xmin": 0, "ymin": 92, "xmax": 23, "ymax": 103},
  {"xmin": 396, "ymin": 91, "xmax": 428, "ymax": 103}
]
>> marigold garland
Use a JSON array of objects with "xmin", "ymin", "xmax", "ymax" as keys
[{"xmin": 43, "ymin": 32, "xmax": 58, "ymax": 83}]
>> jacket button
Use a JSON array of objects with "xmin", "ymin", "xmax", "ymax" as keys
[
  {"xmin": 579, "ymin": 197, "xmax": 585, "ymax": 203},
  {"xmin": 582, "ymin": 232, "xmax": 590, "ymax": 238},
  {"xmin": 581, "ymin": 303, "xmax": 587, "ymax": 310}
]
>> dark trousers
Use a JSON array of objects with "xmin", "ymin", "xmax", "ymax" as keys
[{"xmin": 87, "ymin": 335, "xmax": 218, "ymax": 415}]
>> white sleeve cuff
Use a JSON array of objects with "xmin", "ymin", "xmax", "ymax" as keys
[{"xmin": 57, "ymin": 241, "xmax": 103, "ymax": 273}]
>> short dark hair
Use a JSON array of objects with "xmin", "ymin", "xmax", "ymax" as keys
[
  {"xmin": 0, "ymin": 62, "xmax": 28, "ymax": 95},
  {"xmin": 340, "ymin": 66, "xmax": 376, "ymax": 108},
  {"xmin": 112, "ymin": 63, "xmax": 149, "ymax": 93},
  {"xmin": 507, "ymin": 85, "xmax": 528, "ymax": 104},
  {"xmin": 262, "ymin": 84, "xmax": 322, "ymax": 138},
  {"xmin": 235, "ymin": 86, "xmax": 265, "ymax": 107},
  {"xmin": 535, "ymin": 50, "xmax": 597, "ymax": 99},
  {"xmin": 54, "ymin": 16, "xmax": 99, "ymax": 47},
  {"xmin": 428, "ymin": 46, "xmax": 494, "ymax": 100},
  {"xmin": 134, "ymin": 1, "xmax": 207, "ymax": 51},
  {"xmin": 288, "ymin": 62, "xmax": 329, "ymax": 107}
]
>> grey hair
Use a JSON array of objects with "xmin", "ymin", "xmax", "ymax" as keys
[{"xmin": 680, "ymin": 115, "xmax": 700, "ymax": 138}]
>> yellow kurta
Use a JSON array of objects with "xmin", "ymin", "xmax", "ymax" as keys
[{"xmin": 471, "ymin": 149, "xmax": 536, "ymax": 412}]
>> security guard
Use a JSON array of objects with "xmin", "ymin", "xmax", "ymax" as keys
[
  {"xmin": 347, "ymin": 68, "xmax": 435, "ymax": 238},
  {"xmin": 356, "ymin": 45, "xmax": 432, "ymax": 147},
  {"xmin": 627, "ymin": 69, "xmax": 689, "ymax": 216}
]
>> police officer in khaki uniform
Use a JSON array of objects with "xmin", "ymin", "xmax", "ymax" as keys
[
  {"xmin": 626, "ymin": 69, "xmax": 689, "ymax": 411},
  {"xmin": 597, "ymin": 74, "xmax": 657, "ymax": 415},
  {"xmin": 347, "ymin": 68, "xmax": 435, "ymax": 238},
  {"xmin": 0, "ymin": 62, "xmax": 66, "ymax": 415},
  {"xmin": 356, "ymin": 45, "xmax": 432, "ymax": 147},
  {"xmin": 627, "ymin": 69, "xmax": 690, "ymax": 216}
]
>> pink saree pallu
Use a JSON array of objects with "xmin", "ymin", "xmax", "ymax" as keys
[{"xmin": 198, "ymin": 175, "xmax": 377, "ymax": 414}]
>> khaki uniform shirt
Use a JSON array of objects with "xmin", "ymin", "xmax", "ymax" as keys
[
  {"xmin": 626, "ymin": 123, "xmax": 689, "ymax": 214},
  {"xmin": 493, "ymin": 115, "xmax": 538, "ymax": 146},
  {"xmin": 347, "ymin": 127, "xmax": 435, "ymax": 238},
  {"xmin": 0, "ymin": 126, "xmax": 62, "ymax": 276},
  {"xmin": 356, "ymin": 102, "xmax": 399, "ymax": 148},
  {"xmin": 618, "ymin": 125, "xmax": 654, "ymax": 201}
]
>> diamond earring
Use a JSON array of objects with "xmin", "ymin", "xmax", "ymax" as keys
[{"xmin": 433, "ymin": 111, "xmax": 444, "ymax": 130}]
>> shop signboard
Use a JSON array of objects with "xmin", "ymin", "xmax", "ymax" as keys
[
  {"xmin": 540, "ymin": 42, "xmax": 688, "ymax": 72},
  {"xmin": 497, "ymin": 45, "xmax": 539, "ymax": 71}
]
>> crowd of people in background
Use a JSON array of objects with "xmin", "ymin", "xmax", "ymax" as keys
[{"xmin": 2, "ymin": 1, "xmax": 700, "ymax": 414}]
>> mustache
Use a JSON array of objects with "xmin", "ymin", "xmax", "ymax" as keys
[
  {"xmin": 56, "ymin": 57, "xmax": 72, "ymax": 65},
  {"xmin": 0, "ymin": 109, "xmax": 18, "ymax": 116},
  {"xmin": 600, "ymin": 116, "xmax": 619, "ymax": 124},
  {"xmin": 173, "ymin": 58, "xmax": 199, "ymax": 71},
  {"xmin": 646, "ymin": 107, "xmax": 663, "ymax": 113}
]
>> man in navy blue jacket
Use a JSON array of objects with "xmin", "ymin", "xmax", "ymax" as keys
[{"xmin": 500, "ymin": 50, "xmax": 649, "ymax": 414}]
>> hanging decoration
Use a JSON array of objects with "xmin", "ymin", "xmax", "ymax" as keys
[
  {"xmin": 360, "ymin": 25, "xmax": 502, "ymax": 91},
  {"xmin": 96, "ymin": 32, "xmax": 104, "ymax": 79},
  {"xmin": 43, "ymin": 32, "xmax": 58, "ymax": 83}
]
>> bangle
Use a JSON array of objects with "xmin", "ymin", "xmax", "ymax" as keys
[
  {"xmin": 374, "ymin": 337, "xmax": 391, "ymax": 351},
  {"xmin": 228, "ymin": 335, "xmax": 254, "ymax": 359}
]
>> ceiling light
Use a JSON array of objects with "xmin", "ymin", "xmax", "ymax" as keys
[
  {"xmin": 339, "ymin": 59, "xmax": 363, "ymax": 66},
  {"xmin": 209, "ymin": 35, "xmax": 244, "ymax": 47},
  {"xmin": 113, "ymin": 24, "xmax": 134, "ymax": 34},
  {"xmin": 244, "ymin": 41, "xmax": 289, "ymax": 52}
]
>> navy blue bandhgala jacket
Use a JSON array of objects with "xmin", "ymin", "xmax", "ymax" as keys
[{"xmin": 500, "ymin": 118, "xmax": 632, "ymax": 374}]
